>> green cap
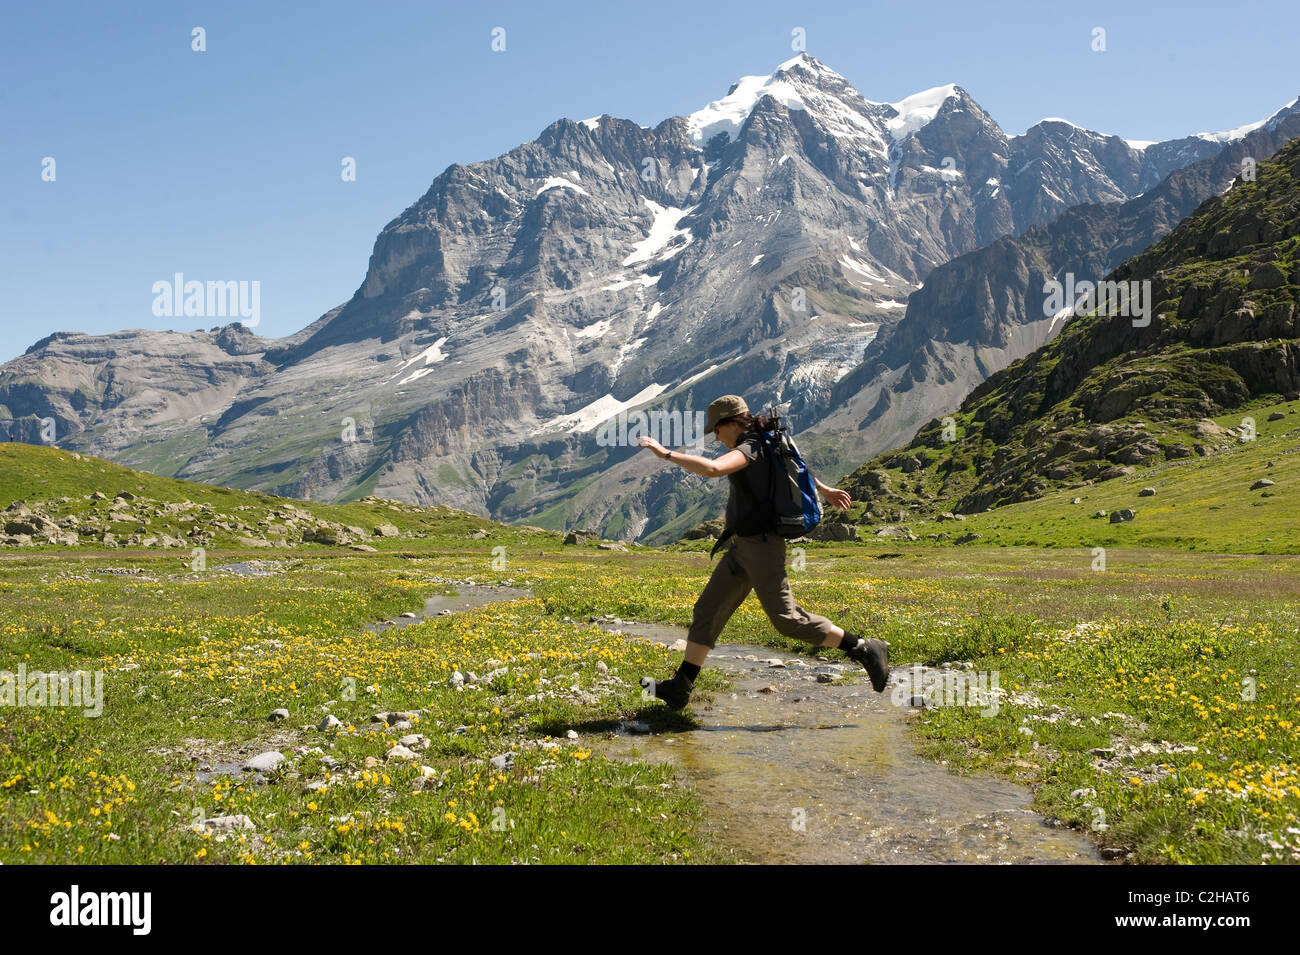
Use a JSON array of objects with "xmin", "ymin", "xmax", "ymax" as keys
[{"xmin": 704, "ymin": 394, "xmax": 749, "ymax": 434}]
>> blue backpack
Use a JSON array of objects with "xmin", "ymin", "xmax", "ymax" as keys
[{"xmin": 757, "ymin": 428, "xmax": 822, "ymax": 539}]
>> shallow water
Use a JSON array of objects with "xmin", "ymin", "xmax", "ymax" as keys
[
  {"xmin": 363, "ymin": 584, "xmax": 532, "ymax": 635},
  {"xmin": 599, "ymin": 620, "xmax": 1101, "ymax": 865}
]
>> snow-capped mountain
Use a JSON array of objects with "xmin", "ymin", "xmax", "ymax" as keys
[{"xmin": 3, "ymin": 53, "xmax": 1294, "ymax": 540}]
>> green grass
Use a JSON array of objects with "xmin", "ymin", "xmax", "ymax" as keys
[
  {"xmin": 5, "ymin": 442, "xmax": 1300, "ymax": 864},
  {"xmin": 849, "ymin": 396, "xmax": 1300, "ymax": 554}
]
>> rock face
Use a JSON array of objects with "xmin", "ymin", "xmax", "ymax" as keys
[
  {"xmin": 841, "ymin": 135, "xmax": 1300, "ymax": 518},
  {"xmin": 3, "ymin": 53, "xmax": 1294, "ymax": 542}
]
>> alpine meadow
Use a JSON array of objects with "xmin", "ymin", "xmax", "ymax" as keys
[{"xmin": 3, "ymin": 4, "xmax": 1299, "ymax": 914}]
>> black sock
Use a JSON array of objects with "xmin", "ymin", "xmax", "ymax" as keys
[
  {"xmin": 838, "ymin": 633, "xmax": 861, "ymax": 652},
  {"xmin": 677, "ymin": 661, "xmax": 701, "ymax": 682}
]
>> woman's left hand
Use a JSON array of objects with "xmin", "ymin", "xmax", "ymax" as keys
[
  {"xmin": 822, "ymin": 486, "xmax": 851, "ymax": 510},
  {"xmin": 637, "ymin": 435, "xmax": 668, "ymax": 458}
]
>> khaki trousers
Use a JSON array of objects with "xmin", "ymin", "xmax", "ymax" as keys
[{"xmin": 686, "ymin": 533, "xmax": 838, "ymax": 650}]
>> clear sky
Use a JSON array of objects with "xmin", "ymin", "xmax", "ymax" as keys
[{"xmin": 2, "ymin": 0, "xmax": 1297, "ymax": 362}]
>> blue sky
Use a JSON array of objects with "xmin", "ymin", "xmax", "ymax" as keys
[{"xmin": 2, "ymin": 0, "xmax": 1297, "ymax": 362}]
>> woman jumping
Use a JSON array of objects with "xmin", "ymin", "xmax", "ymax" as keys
[{"xmin": 636, "ymin": 394, "xmax": 890, "ymax": 710}]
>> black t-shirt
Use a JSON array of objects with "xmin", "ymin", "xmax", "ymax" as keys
[{"xmin": 723, "ymin": 433, "xmax": 771, "ymax": 534}]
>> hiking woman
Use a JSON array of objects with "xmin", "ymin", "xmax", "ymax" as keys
[{"xmin": 636, "ymin": 394, "xmax": 890, "ymax": 710}]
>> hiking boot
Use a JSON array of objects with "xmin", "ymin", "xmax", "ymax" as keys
[
  {"xmin": 640, "ymin": 673, "xmax": 694, "ymax": 710},
  {"xmin": 844, "ymin": 635, "xmax": 890, "ymax": 693}
]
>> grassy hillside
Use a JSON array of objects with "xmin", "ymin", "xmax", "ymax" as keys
[
  {"xmin": 847, "ymin": 394, "xmax": 1300, "ymax": 553},
  {"xmin": 0, "ymin": 442, "xmax": 555, "ymax": 552}
]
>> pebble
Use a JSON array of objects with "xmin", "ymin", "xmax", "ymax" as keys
[
  {"xmin": 398, "ymin": 734, "xmax": 430, "ymax": 751},
  {"xmin": 489, "ymin": 752, "xmax": 516, "ymax": 771},
  {"xmin": 565, "ymin": 729, "xmax": 579, "ymax": 739},
  {"xmin": 317, "ymin": 715, "xmax": 343, "ymax": 731},
  {"xmin": 386, "ymin": 745, "xmax": 417, "ymax": 761},
  {"xmin": 242, "ymin": 751, "xmax": 285, "ymax": 773},
  {"xmin": 267, "ymin": 708, "xmax": 290, "ymax": 722}
]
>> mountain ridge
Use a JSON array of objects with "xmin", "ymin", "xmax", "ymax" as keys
[{"xmin": 3, "ymin": 53, "xmax": 1294, "ymax": 542}]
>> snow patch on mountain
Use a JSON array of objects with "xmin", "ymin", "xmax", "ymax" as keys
[
  {"xmin": 535, "ymin": 383, "xmax": 668, "ymax": 435},
  {"xmin": 687, "ymin": 68, "xmax": 807, "ymax": 145},
  {"xmin": 839, "ymin": 255, "xmax": 884, "ymax": 282},
  {"xmin": 572, "ymin": 319, "xmax": 613, "ymax": 339},
  {"xmin": 536, "ymin": 177, "xmax": 590, "ymax": 198},
  {"xmin": 397, "ymin": 337, "xmax": 448, "ymax": 369},
  {"xmin": 622, "ymin": 200, "xmax": 696, "ymax": 266},
  {"xmin": 886, "ymin": 84, "xmax": 959, "ymax": 141},
  {"xmin": 392, "ymin": 337, "xmax": 450, "ymax": 384},
  {"xmin": 612, "ymin": 337, "xmax": 648, "ymax": 376}
]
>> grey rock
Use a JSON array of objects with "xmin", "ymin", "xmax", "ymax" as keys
[
  {"xmin": 200, "ymin": 814, "xmax": 256, "ymax": 832},
  {"xmin": 242, "ymin": 751, "xmax": 286, "ymax": 773},
  {"xmin": 489, "ymin": 752, "xmax": 516, "ymax": 771}
]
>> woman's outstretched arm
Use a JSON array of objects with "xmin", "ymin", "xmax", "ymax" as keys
[
  {"xmin": 814, "ymin": 475, "xmax": 852, "ymax": 510},
  {"xmin": 637, "ymin": 436, "xmax": 749, "ymax": 478}
]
